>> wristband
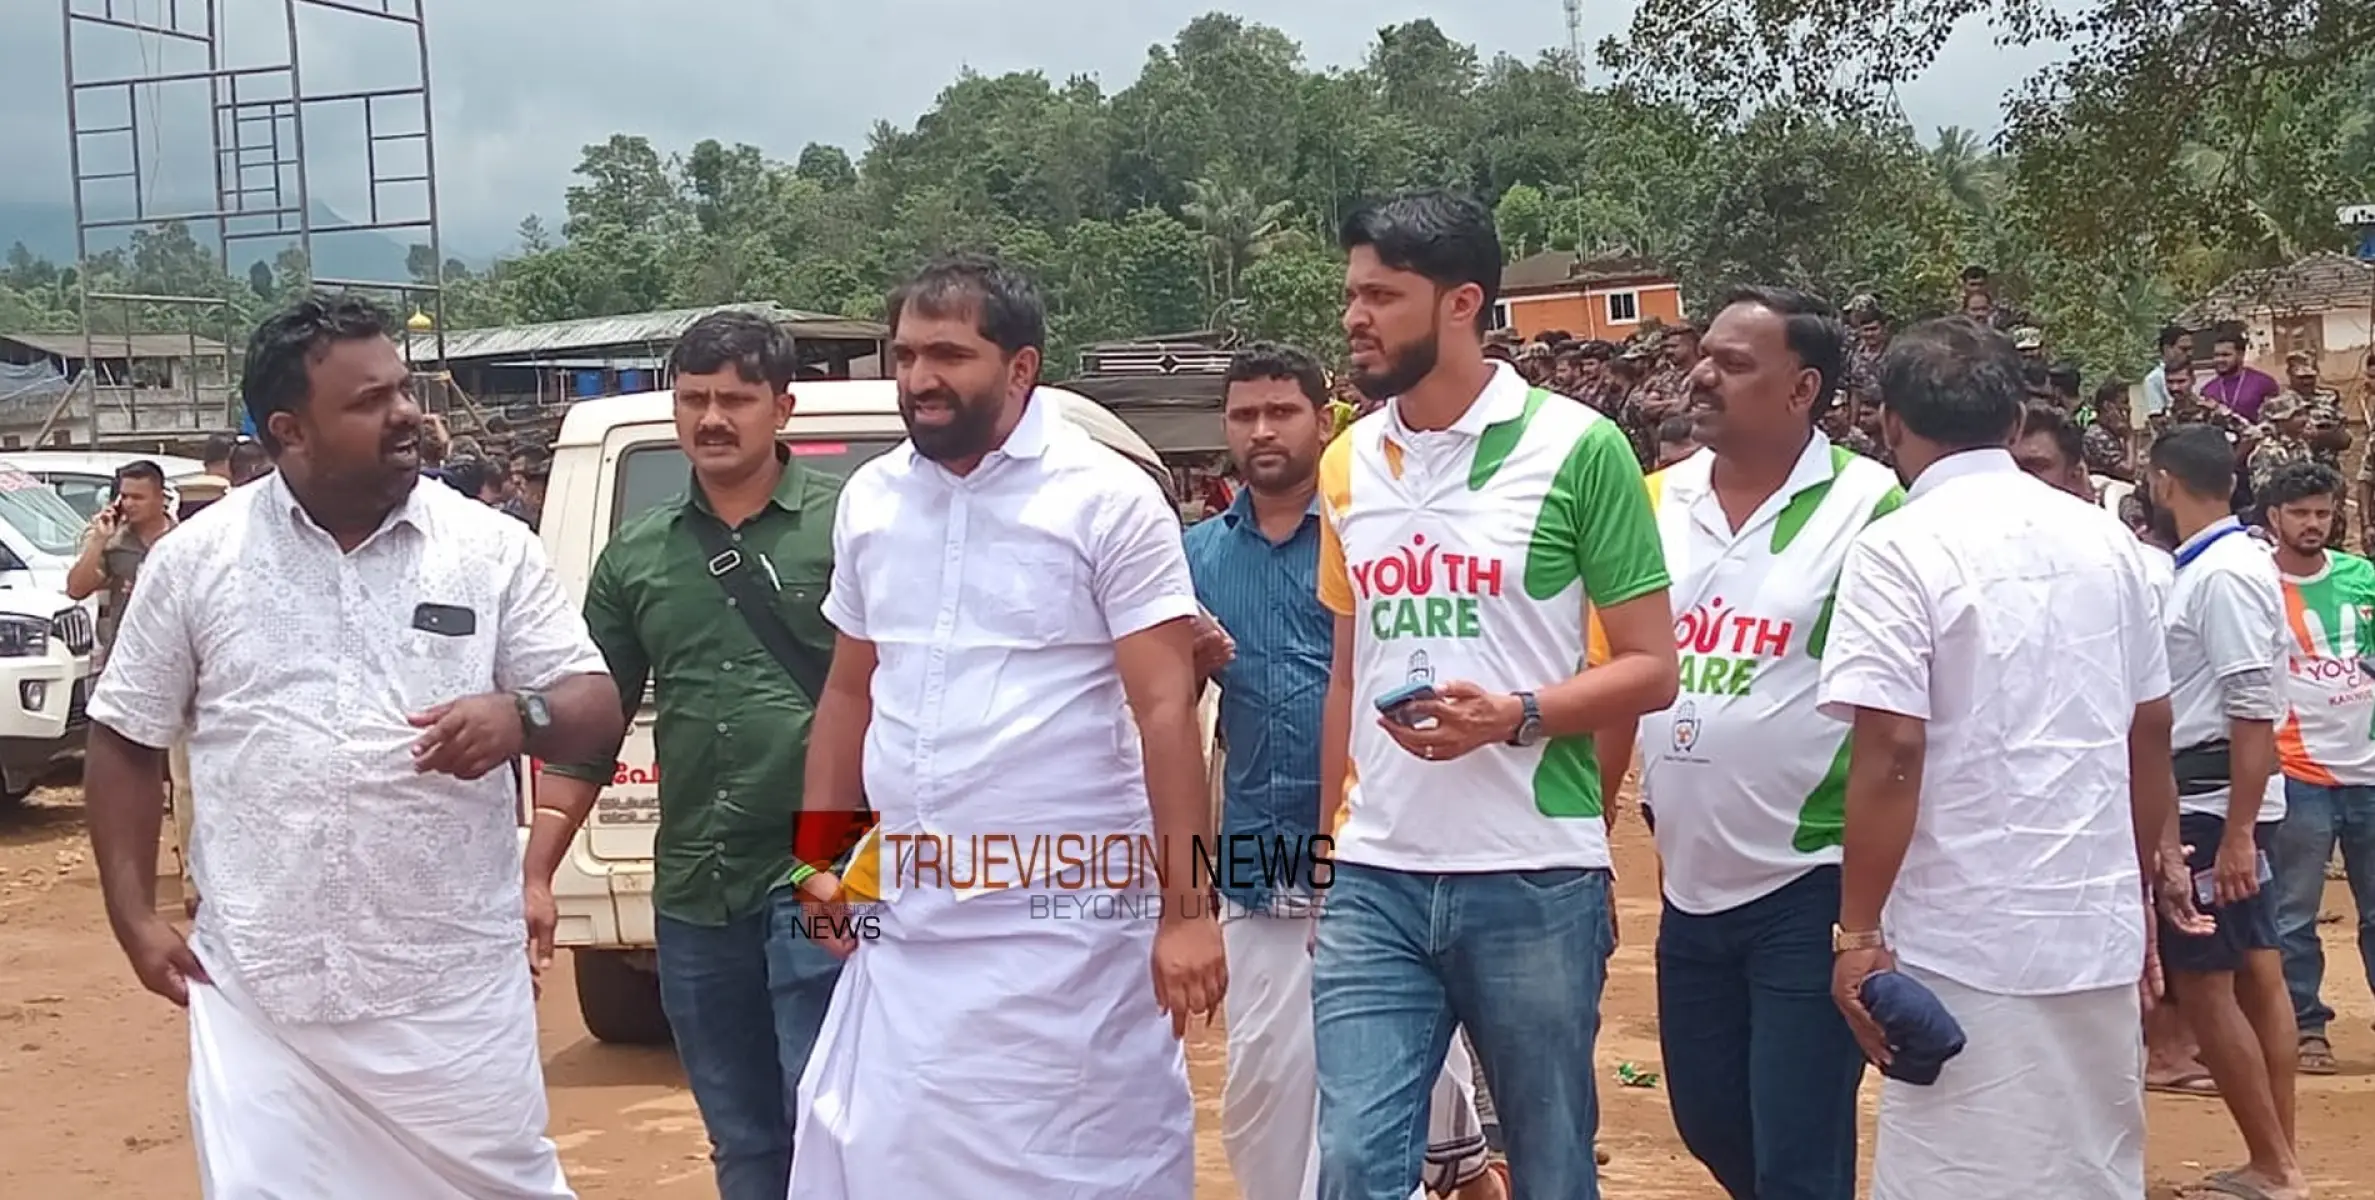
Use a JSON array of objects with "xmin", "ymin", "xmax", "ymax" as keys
[
  {"xmin": 531, "ymin": 805, "xmax": 575, "ymax": 822},
  {"xmin": 789, "ymin": 862, "xmax": 819, "ymax": 888}
]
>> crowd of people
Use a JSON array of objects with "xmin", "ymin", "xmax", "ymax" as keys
[{"xmin": 55, "ymin": 182, "xmax": 2375, "ymax": 1200}]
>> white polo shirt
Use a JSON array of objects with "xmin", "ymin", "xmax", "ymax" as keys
[
  {"xmin": 1817, "ymin": 449, "xmax": 2168, "ymax": 997},
  {"xmin": 1630, "ymin": 435, "xmax": 1902, "ymax": 914},
  {"xmin": 1317, "ymin": 363, "xmax": 1669, "ymax": 872},
  {"xmin": 2166, "ymin": 517, "xmax": 2291, "ymax": 822}
]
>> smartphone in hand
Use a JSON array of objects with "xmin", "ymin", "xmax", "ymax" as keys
[{"xmin": 1372, "ymin": 681, "xmax": 1438, "ymax": 728}]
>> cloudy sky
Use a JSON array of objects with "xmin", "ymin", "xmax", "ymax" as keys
[{"xmin": 1, "ymin": 0, "xmax": 2054, "ymax": 258}]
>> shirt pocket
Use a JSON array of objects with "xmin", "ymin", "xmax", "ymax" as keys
[
  {"xmin": 962, "ymin": 545, "xmax": 1078, "ymax": 646},
  {"xmin": 397, "ymin": 626, "xmax": 491, "ymax": 711}
]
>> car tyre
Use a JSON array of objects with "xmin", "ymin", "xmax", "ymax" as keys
[{"xmin": 573, "ymin": 949, "xmax": 671, "ymax": 1045}]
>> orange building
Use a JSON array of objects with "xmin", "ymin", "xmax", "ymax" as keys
[{"xmin": 1495, "ymin": 251, "xmax": 1685, "ymax": 343}]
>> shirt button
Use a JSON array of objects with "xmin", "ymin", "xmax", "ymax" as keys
[
  {"xmin": 726, "ymin": 597, "xmax": 738, "ymax": 608},
  {"xmin": 730, "ymin": 531, "xmax": 743, "ymax": 544},
  {"xmin": 722, "ymin": 660, "xmax": 735, "ymax": 671},
  {"xmin": 716, "ymin": 788, "xmax": 729, "ymax": 800},
  {"xmin": 716, "ymin": 722, "xmax": 730, "ymax": 734}
]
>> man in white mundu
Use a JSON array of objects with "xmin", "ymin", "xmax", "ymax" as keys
[
  {"xmin": 788, "ymin": 255, "xmax": 1226, "ymax": 1199},
  {"xmin": 1817, "ymin": 318, "xmax": 2185, "ymax": 1199},
  {"xmin": 81, "ymin": 297, "xmax": 623, "ymax": 1198}
]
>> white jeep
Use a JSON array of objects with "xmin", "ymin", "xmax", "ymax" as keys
[{"xmin": 0, "ymin": 587, "xmax": 95, "ymax": 808}]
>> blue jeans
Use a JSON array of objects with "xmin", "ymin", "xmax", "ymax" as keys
[
  {"xmin": 2273, "ymin": 780, "xmax": 2375, "ymax": 1039},
  {"xmin": 1656, "ymin": 866, "xmax": 1863, "ymax": 1200},
  {"xmin": 654, "ymin": 886, "xmax": 845, "ymax": 1200},
  {"xmin": 1313, "ymin": 862, "xmax": 1613, "ymax": 1200}
]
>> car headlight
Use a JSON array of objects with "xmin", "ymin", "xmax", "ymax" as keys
[{"xmin": 0, "ymin": 616, "xmax": 49, "ymax": 658}]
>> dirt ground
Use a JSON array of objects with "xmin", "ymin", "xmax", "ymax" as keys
[{"xmin": 3, "ymin": 785, "xmax": 2372, "ymax": 1199}]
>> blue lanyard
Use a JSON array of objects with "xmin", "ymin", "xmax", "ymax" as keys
[{"xmin": 2174, "ymin": 524, "xmax": 2248, "ymax": 570}]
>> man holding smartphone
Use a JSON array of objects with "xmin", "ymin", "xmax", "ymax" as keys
[
  {"xmin": 2149, "ymin": 426, "xmax": 2308, "ymax": 1200},
  {"xmin": 66, "ymin": 459, "xmax": 176, "ymax": 673}
]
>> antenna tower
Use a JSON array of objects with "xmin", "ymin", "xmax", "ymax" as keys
[{"xmin": 1563, "ymin": 0, "xmax": 1586, "ymax": 85}]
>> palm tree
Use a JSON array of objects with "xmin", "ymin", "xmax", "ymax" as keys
[
  {"xmin": 1181, "ymin": 178, "xmax": 1295, "ymax": 304},
  {"xmin": 1930, "ymin": 126, "xmax": 2003, "ymax": 216}
]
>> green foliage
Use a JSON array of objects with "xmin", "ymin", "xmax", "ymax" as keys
[{"xmin": 10, "ymin": 9, "xmax": 2362, "ymax": 397}]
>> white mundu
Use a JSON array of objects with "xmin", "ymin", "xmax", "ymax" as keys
[
  {"xmin": 1816, "ymin": 448, "xmax": 2168, "ymax": 1200},
  {"xmin": 790, "ymin": 394, "xmax": 1202, "ymax": 1200},
  {"xmin": 90, "ymin": 476, "xmax": 606, "ymax": 1199},
  {"xmin": 1631, "ymin": 435, "xmax": 1902, "ymax": 913}
]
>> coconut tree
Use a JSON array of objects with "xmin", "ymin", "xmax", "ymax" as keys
[{"xmin": 1180, "ymin": 177, "xmax": 1296, "ymax": 305}]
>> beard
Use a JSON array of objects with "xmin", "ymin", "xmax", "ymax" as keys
[
  {"xmin": 901, "ymin": 382, "xmax": 1006, "ymax": 464},
  {"xmin": 1349, "ymin": 329, "xmax": 1441, "ymax": 402}
]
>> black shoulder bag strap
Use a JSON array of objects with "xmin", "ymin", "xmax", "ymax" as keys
[{"xmin": 682, "ymin": 510, "xmax": 831, "ymax": 704}]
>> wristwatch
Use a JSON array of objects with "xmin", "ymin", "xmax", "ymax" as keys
[
  {"xmin": 514, "ymin": 690, "xmax": 553, "ymax": 739},
  {"xmin": 1831, "ymin": 924, "xmax": 1885, "ymax": 954},
  {"xmin": 1505, "ymin": 691, "xmax": 1543, "ymax": 747}
]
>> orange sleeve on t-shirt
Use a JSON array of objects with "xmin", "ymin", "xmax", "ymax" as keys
[{"xmin": 1316, "ymin": 437, "xmax": 1356, "ymax": 616}]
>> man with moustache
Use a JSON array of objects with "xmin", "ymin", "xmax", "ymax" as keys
[
  {"xmin": 2258, "ymin": 462, "xmax": 2375, "ymax": 1081},
  {"xmin": 1313, "ymin": 190, "xmax": 1678, "ymax": 1200},
  {"xmin": 1593, "ymin": 287, "xmax": 1898, "ymax": 1200},
  {"xmin": 788, "ymin": 254, "xmax": 1225, "ymax": 1199},
  {"xmin": 1189, "ymin": 342, "xmax": 1505, "ymax": 1200},
  {"xmin": 82, "ymin": 295, "xmax": 624, "ymax": 1197},
  {"xmin": 539, "ymin": 311, "xmax": 846, "ymax": 1200}
]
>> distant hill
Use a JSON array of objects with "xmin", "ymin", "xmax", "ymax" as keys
[{"xmin": 0, "ymin": 198, "xmax": 413, "ymax": 283}]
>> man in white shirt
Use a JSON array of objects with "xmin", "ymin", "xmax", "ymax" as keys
[
  {"xmin": 1818, "ymin": 316, "xmax": 2188, "ymax": 1199},
  {"xmin": 1596, "ymin": 286, "xmax": 1898, "ymax": 1199},
  {"xmin": 2143, "ymin": 324, "xmax": 2193, "ymax": 423},
  {"xmin": 787, "ymin": 254, "xmax": 1226, "ymax": 1200},
  {"xmin": 1314, "ymin": 191, "xmax": 1678, "ymax": 1200},
  {"xmin": 2147, "ymin": 425, "xmax": 2310, "ymax": 1200},
  {"xmin": 82, "ymin": 295, "xmax": 624, "ymax": 1198}
]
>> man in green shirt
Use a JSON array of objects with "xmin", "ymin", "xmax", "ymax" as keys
[{"xmin": 538, "ymin": 312, "xmax": 843, "ymax": 1200}]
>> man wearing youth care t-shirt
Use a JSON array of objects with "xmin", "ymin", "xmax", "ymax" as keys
[
  {"xmin": 2149, "ymin": 425, "xmax": 2309, "ymax": 1200},
  {"xmin": 2258, "ymin": 461, "xmax": 2375, "ymax": 1083}
]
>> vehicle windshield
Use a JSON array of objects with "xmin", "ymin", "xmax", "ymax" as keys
[
  {"xmin": 0, "ymin": 468, "xmax": 94, "ymax": 556},
  {"xmin": 612, "ymin": 440, "xmax": 900, "ymax": 530}
]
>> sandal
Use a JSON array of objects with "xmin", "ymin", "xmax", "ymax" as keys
[
  {"xmin": 2185, "ymin": 1168, "xmax": 2282, "ymax": 1199},
  {"xmin": 2299, "ymin": 1035, "xmax": 2340, "ymax": 1076},
  {"xmin": 2146, "ymin": 1070, "xmax": 2220, "ymax": 1097}
]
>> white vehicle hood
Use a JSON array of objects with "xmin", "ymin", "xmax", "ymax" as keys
[{"xmin": 0, "ymin": 584, "xmax": 80, "ymax": 621}]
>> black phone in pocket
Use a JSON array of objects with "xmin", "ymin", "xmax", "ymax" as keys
[{"xmin": 412, "ymin": 603, "xmax": 477, "ymax": 637}]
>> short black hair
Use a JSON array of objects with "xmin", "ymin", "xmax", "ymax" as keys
[
  {"xmin": 1713, "ymin": 285, "xmax": 1848, "ymax": 415},
  {"xmin": 2047, "ymin": 361, "xmax": 2083, "ymax": 394},
  {"xmin": 886, "ymin": 252, "xmax": 1046, "ymax": 359},
  {"xmin": 669, "ymin": 310, "xmax": 798, "ymax": 393},
  {"xmin": 240, "ymin": 294, "xmax": 396, "ymax": 453},
  {"xmin": 1656, "ymin": 415, "xmax": 1696, "ymax": 445},
  {"xmin": 1224, "ymin": 342, "xmax": 1328, "ymax": 408},
  {"xmin": 2147, "ymin": 423, "xmax": 2239, "ymax": 500},
  {"xmin": 114, "ymin": 459, "xmax": 167, "ymax": 490},
  {"xmin": 2260, "ymin": 461, "xmax": 2343, "ymax": 510},
  {"xmin": 201, "ymin": 431, "xmax": 241, "ymax": 465},
  {"xmin": 441, "ymin": 456, "xmax": 498, "ymax": 499},
  {"xmin": 2017, "ymin": 403, "xmax": 2083, "ymax": 469},
  {"xmin": 2213, "ymin": 330, "xmax": 2248, "ymax": 353},
  {"xmin": 1339, "ymin": 190, "xmax": 1502, "ymax": 335},
  {"xmin": 1961, "ymin": 264, "xmax": 1990, "ymax": 283},
  {"xmin": 1875, "ymin": 317, "xmax": 2026, "ymax": 450},
  {"xmin": 1580, "ymin": 340, "xmax": 1616, "ymax": 361},
  {"xmin": 2158, "ymin": 323, "xmax": 2191, "ymax": 351},
  {"xmin": 228, "ymin": 439, "xmax": 270, "ymax": 476}
]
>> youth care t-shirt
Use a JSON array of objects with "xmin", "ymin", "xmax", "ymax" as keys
[
  {"xmin": 1317, "ymin": 364, "xmax": 1668, "ymax": 872},
  {"xmin": 2278, "ymin": 551, "xmax": 2375, "ymax": 787},
  {"xmin": 1626, "ymin": 437, "xmax": 1903, "ymax": 914}
]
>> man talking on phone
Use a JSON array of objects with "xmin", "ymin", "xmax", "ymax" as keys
[{"xmin": 66, "ymin": 459, "xmax": 176, "ymax": 673}]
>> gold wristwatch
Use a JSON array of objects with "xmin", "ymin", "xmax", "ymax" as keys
[{"xmin": 1831, "ymin": 924, "xmax": 1885, "ymax": 954}]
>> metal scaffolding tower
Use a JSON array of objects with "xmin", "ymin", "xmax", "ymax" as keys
[
  {"xmin": 1563, "ymin": 0, "xmax": 1587, "ymax": 85},
  {"xmin": 54, "ymin": 0, "xmax": 446, "ymax": 447}
]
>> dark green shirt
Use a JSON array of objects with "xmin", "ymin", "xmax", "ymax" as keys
[{"xmin": 547, "ymin": 458, "xmax": 841, "ymax": 927}]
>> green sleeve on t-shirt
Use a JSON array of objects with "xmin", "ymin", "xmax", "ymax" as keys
[{"xmin": 1524, "ymin": 417, "xmax": 1672, "ymax": 606}]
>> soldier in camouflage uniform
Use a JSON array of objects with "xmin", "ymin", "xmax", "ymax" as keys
[
  {"xmin": 2082, "ymin": 380, "xmax": 2137, "ymax": 481},
  {"xmin": 2247, "ymin": 393, "xmax": 2314, "ymax": 496},
  {"xmin": 2283, "ymin": 352, "xmax": 2351, "ymax": 471}
]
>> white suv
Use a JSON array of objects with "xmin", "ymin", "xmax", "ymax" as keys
[{"xmin": 0, "ymin": 589, "xmax": 94, "ymax": 807}]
